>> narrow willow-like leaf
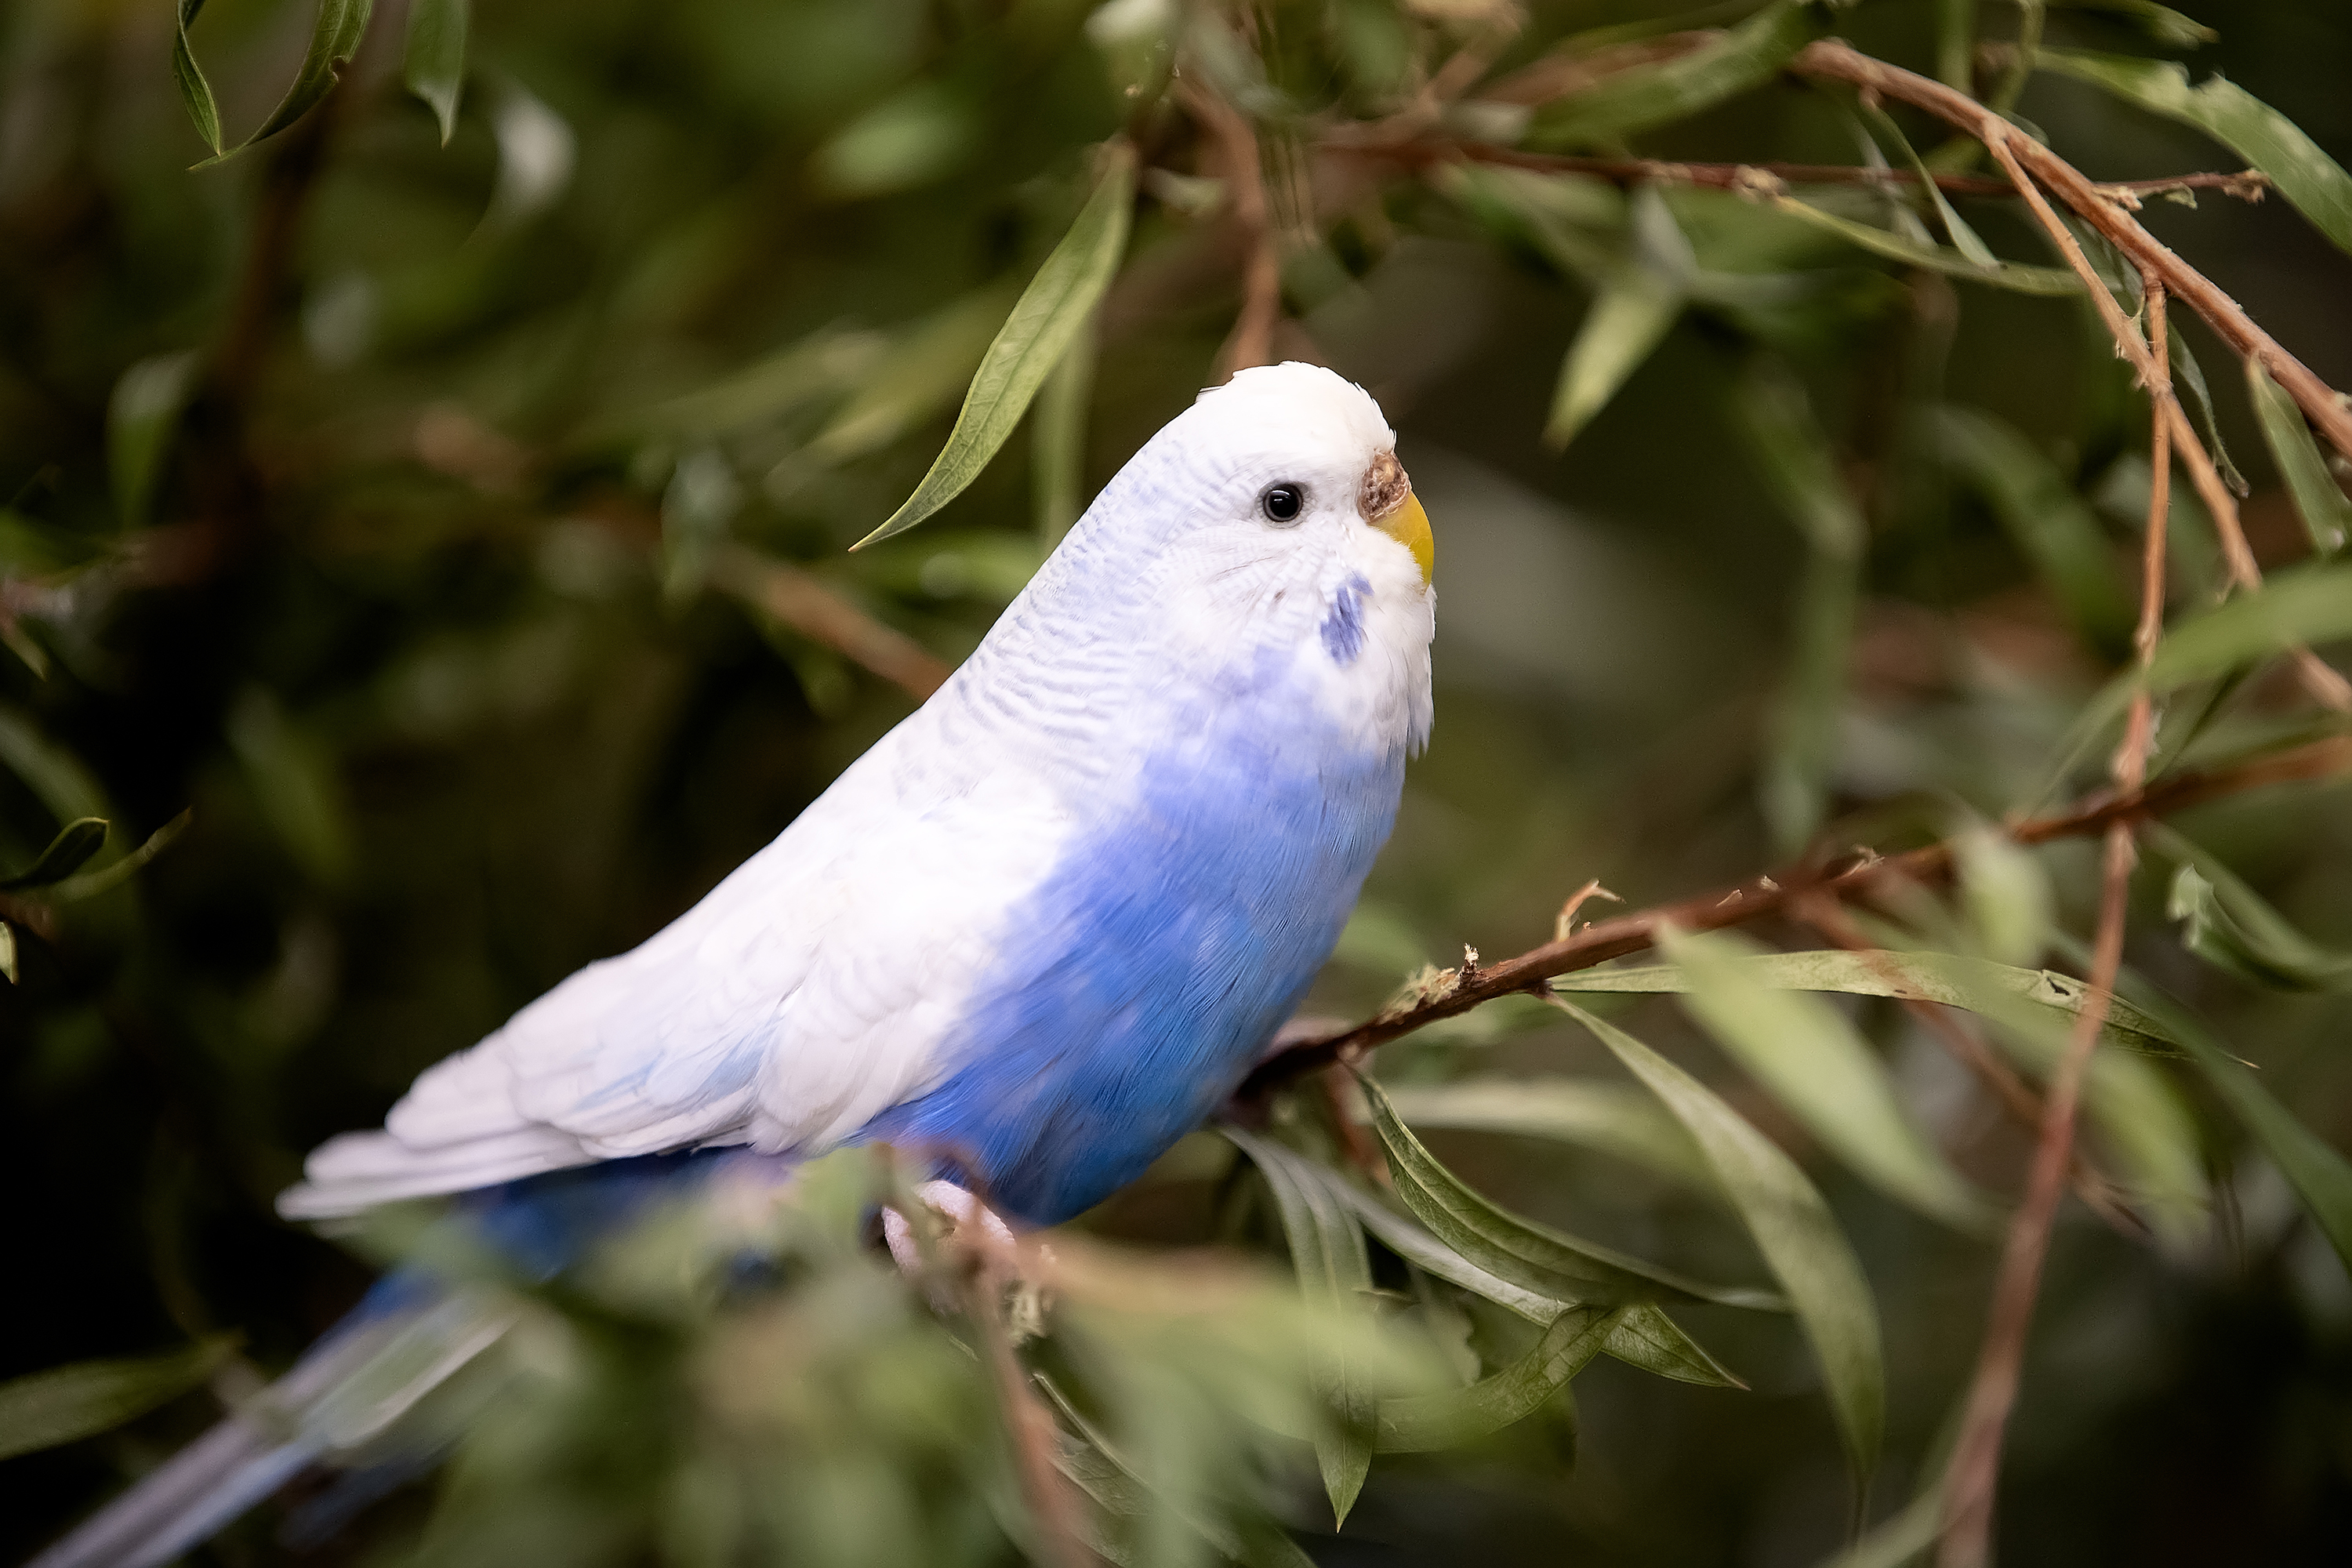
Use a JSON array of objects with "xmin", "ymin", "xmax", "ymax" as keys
[
  {"xmin": 1855, "ymin": 99, "xmax": 1995, "ymax": 266},
  {"xmin": 1926, "ymin": 405, "xmax": 2135, "ymax": 650},
  {"xmin": 183, "ymin": 0, "xmax": 376, "ymax": 169},
  {"xmin": 245, "ymin": 0, "xmax": 375, "ymax": 151},
  {"xmin": 0, "ymin": 818, "xmax": 107, "ymax": 891},
  {"xmin": 172, "ymin": 0, "xmax": 223, "ymax": 157},
  {"xmin": 2109, "ymin": 967, "xmax": 2352, "ymax": 1276},
  {"xmin": 1550, "ymin": 993, "xmax": 1886, "ymax": 1479},
  {"xmin": 1657, "ymin": 927, "xmax": 1995, "ymax": 1230},
  {"xmin": 1225, "ymin": 1128, "xmax": 1376, "ymax": 1524},
  {"xmin": 1527, "ymin": 0, "xmax": 1824, "ymax": 149},
  {"xmin": 2049, "ymin": 0, "xmax": 2216, "ymax": 48},
  {"xmin": 405, "ymin": 0, "xmax": 470, "ymax": 146},
  {"xmin": 1556, "ymin": 948, "xmax": 2184, "ymax": 1058},
  {"xmin": 2052, "ymin": 561, "xmax": 2352, "ymax": 771},
  {"xmin": 0, "ymin": 922, "xmax": 16, "ymax": 983},
  {"xmin": 1767, "ymin": 194, "xmax": 2083, "ymax": 296},
  {"xmin": 1373, "ymin": 1305, "xmax": 1617, "ymax": 1453},
  {"xmin": 2038, "ymin": 47, "xmax": 2352, "ymax": 254},
  {"xmin": 1359, "ymin": 1075, "xmax": 1783, "ymax": 1311},
  {"xmin": 856, "ymin": 143, "xmax": 1137, "ymax": 549},
  {"xmin": 2168, "ymin": 331, "xmax": 2249, "ymax": 496},
  {"xmin": 2248, "ymin": 361, "xmax": 2351, "ymax": 556},
  {"xmin": 1729, "ymin": 359, "xmax": 1863, "ymax": 852},
  {"xmin": 1312, "ymin": 1171, "xmax": 1743, "ymax": 1387},
  {"xmin": 1602, "ymin": 1304, "xmax": 1746, "ymax": 1389},
  {"xmin": 1544, "ymin": 269, "xmax": 1682, "ymax": 451},
  {"xmin": 2153, "ymin": 824, "xmax": 2352, "ymax": 991},
  {"xmin": 108, "ymin": 351, "xmax": 201, "ymax": 528},
  {"xmin": 1934, "ymin": 0, "xmax": 1975, "ymax": 91},
  {"xmin": 1383, "ymin": 1078, "xmax": 1713, "ymax": 1193},
  {"xmin": 0, "ymin": 1339, "xmax": 233, "ymax": 1461},
  {"xmin": 1041, "ymin": 1378, "xmax": 1319, "ymax": 1568}
]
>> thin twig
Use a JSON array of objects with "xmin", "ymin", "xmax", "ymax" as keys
[
  {"xmin": 967, "ymin": 1264, "xmax": 1096, "ymax": 1568},
  {"xmin": 1180, "ymin": 82, "xmax": 1281, "ymax": 379},
  {"xmin": 1320, "ymin": 136, "xmax": 2270, "ymax": 205},
  {"xmin": 1791, "ymin": 40, "xmax": 2352, "ymax": 465},
  {"xmin": 1796, "ymin": 895, "xmax": 2142, "ymax": 1238},
  {"xmin": 1974, "ymin": 122, "xmax": 2351, "ymax": 713},
  {"xmin": 712, "ymin": 543, "xmax": 953, "ymax": 700},
  {"xmin": 1936, "ymin": 279, "xmax": 2174, "ymax": 1568},
  {"xmin": 1236, "ymin": 732, "xmax": 2352, "ymax": 1101}
]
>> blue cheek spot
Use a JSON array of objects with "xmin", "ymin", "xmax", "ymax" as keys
[{"xmin": 1320, "ymin": 574, "xmax": 1370, "ymax": 665}]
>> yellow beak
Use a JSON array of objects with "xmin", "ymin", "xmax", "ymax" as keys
[{"xmin": 1377, "ymin": 492, "xmax": 1434, "ymax": 586}]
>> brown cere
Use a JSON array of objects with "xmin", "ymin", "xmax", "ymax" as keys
[{"xmin": 1359, "ymin": 449, "xmax": 1411, "ymax": 521}]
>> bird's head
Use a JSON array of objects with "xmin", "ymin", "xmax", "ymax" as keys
[{"xmin": 1009, "ymin": 361, "xmax": 1435, "ymax": 753}]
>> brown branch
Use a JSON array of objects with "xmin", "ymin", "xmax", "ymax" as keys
[
  {"xmin": 1791, "ymin": 39, "xmax": 2352, "ymax": 466},
  {"xmin": 1179, "ymin": 82, "xmax": 1281, "ymax": 378},
  {"xmin": 711, "ymin": 543, "xmax": 952, "ymax": 701},
  {"xmin": 967, "ymin": 1264, "xmax": 1097, "ymax": 1568},
  {"xmin": 1236, "ymin": 732, "xmax": 2352, "ymax": 1102},
  {"xmin": 1320, "ymin": 136, "xmax": 2271, "ymax": 205},
  {"xmin": 1937, "ymin": 281, "xmax": 2172, "ymax": 1568}
]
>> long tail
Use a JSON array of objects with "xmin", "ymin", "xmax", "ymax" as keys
[
  {"xmin": 28, "ymin": 1152, "xmax": 748, "ymax": 1566},
  {"xmin": 25, "ymin": 1287, "xmax": 509, "ymax": 1568}
]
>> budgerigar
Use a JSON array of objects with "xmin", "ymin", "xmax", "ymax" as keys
[{"xmin": 33, "ymin": 361, "xmax": 1436, "ymax": 1566}]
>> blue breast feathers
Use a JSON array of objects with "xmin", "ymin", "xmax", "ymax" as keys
[{"xmin": 858, "ymin": 652, "xmax": 1405, "ymax": 1225}]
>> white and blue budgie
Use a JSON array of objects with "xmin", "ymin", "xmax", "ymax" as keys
[{"xmin": 33, "ymin": 361, "xmax": 1435, "ymax": 1566}]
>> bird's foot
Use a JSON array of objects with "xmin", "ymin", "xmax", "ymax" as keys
[{"xmin": 883, "ymin": 1180, "xmax": 1018, "ymax": 1286}]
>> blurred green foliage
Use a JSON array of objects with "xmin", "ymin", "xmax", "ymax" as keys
[{"xmin": 6, "ymin": 0, "xmax": 2352, "ymax": 1563}]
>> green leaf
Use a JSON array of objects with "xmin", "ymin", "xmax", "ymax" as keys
[
  {"xmin": 405, "ymin": 0, "xmax": 470, "ymax": 146},
  {"xmin": 2109, "ymin": 966, "xmax": 2352, "ymax": 1278},
  {"xmin": 855, "ymin": 143, "xmax": 1138, "ymax": 549},
  {"xmin": 1854, "ymin": 98, "xmax": 1998, "ymax": 267},
  {"xmin": 2049, "ymin": 0, "xmax": 2216, "ymax": 49},
  {"xmin": 0, "ymin": 921, "xmax": 15, "ymax": 984},
  {"xmin": 1381, "ymin": 1077, "xmax": 1714, "ymax": 1193},
  {"xmin": 1926, "ymin": 405, "xmax": 2136, "ymax": 651},
  {"xmin": 1555, "ymin": 947, "xmax": 2186, "ymax": 1057},
  {"xmin": 243, "ymin": 0, "xmax": 375, "ymax": 152},
  {"xmin": 2051, "ymin": 562, "xmax": 2352, "ymax": 775},
  {"xmin": 0, "ymin": 817, "xmax": 107, "ymax": 891},
  {"xmin": 1225, "ymin": 1129, "xmax": 1376, "ymax": 1525},
  {"xmin": 2248, "ymin": 360, "xmax": 2352, "ymax": 556},
  {"xmin": 1656, "ymin": 927, "xmax": 1996, "ymax": 1230},
  {"xmin": 1934, "ymin": 0, "xmax": 1976, "ymax": 91},
  {"xmin": 172, "ymin": 0, "xmax": 223, "ymax": 157},
  {"xmin": 1549, "ymin": 993, "xmax": 1885, "ymax": 1479},
  {"xmin": 1526, "ymin": 1, "xmax": 1827, "ymax": 149},
  {"xmin": 2169, "ymin": 331, "xmax": 2249, "ymax": 497},
  {"xmin": 1358, "ymin": 1076, "xmax": 1783, "ymax": 1310},
  {"xmin": 0, "ymin": 1338, "xmax": 234, "ymax": 1461},
  {"xmin": 2154, "ymin": 823, "xmax": 2352, "ymax": 990},
  {"xmin": 1373, "ymin": 1305, "xmax": 1618, "ymax": 1453},
  {"xmin": 1544, "ymin": 269, "xmax": 1682, "ymax": 451},
  {"xmin": 2038, "ymin": 47, "xmax": 2352, "ymax": 254},
  {"xmin": 1955, "ymin": 824, "xmax": 2056, "ymax": 968},
  {"xmin": 1299, "ymin": 1163, "xmax": 1740, "ymax": 1387},
  {"xmin": 108, "ymin": 351, "xmax": 201, "ymax": 528},
  {"xmin": 1728, "ymin": 359, "xmax": 1864, "ymax": 852},
  {"xmin": 181, "ymin": 0, "xmax": 376, "ymax": 169},
  {"xmin": 50, "ymin": 808, "xmax": 191, "ymax": 904},
  {"xmin": 1601, "ymin": 1304, "xmax": 1747, "ymax": 1389},
  {"xmin": 1765, "ymin": 193, "xmax": 2084, "ymax": 296}
]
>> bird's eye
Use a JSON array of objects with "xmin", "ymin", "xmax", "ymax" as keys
[{"xmin": 1260, "ymin": 484, "xmax": 1305, "ymax": 524}]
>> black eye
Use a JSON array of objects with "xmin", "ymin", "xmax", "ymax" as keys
[{"xmin": 1260, "ymin": 484, "xmax": 1305, "ymax": 524}]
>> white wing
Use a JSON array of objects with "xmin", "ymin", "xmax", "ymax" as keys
[{"xmin": 279, "ymin": 702, "xmax": 1074, "ymax": 1219}]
